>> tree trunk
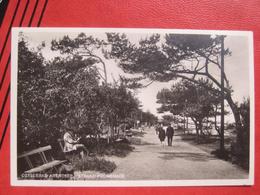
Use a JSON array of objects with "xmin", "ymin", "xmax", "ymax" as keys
[
  {"xmin": 225, "ymin": 93, "xmax": 244, "ymax": 150},
  {"xmin": 186, "ymin": 117, "xmax": 189, "ymax": 132},
  {"xmin": 191, "ymin": 118, "xmax": 199, "ymax": 142},
  {"xmin": 183, "ymin": 115, "xmax": 186, "ymax": 134},
  {"xmin": 198, "ymin": 120, "xmax": 203, "ymax": 136},
  {"xmin": 214, "ymin": 104, "xmax": 221, "ymax": 136},
  {"xmin": 220, "ymin": 35, "xmax": 225, "ymax": 153},
  {"xmin": 195, "ymin": 125, "xmax": 199, "ymax": 142}
]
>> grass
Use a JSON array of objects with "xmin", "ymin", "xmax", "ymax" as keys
[
  {"xmin": 72, "ymin": 156, "xmax": 116, "ymax": 174},
  {"xmin": 84, "ymin": 138, "xmax": 135, "ymax": 157},
  {"xmin": 62, "ymin": 137, "xmax": 134, "ymax": 175},
  {"xmin": 68, "ymin": 138, "xmax": 134, "ymax": 173},
  {"xmin": 98, "ymin": 140, "xmax": 135, "ymax": 157},
  {"xmin": 180, "ymin": 132, "xmax": 249, "ymax": 170},
  {"xmin": 180, "ymin": 133, "xmax": 233, "ymax": 159}
]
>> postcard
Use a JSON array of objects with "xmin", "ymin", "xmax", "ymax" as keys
[{"xmin": 11, "ymin": 28, "xmax": 254, "ymax": 186}]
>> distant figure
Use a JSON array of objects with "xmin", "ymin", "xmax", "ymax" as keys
[
  {"xmin": 155, "ymin": 124, "xmax": 159, "ymax": 135},
  {"xmin": 140, "ymin": 125, "xmax": 145, "ymax": 132},
  {"xmin": 166, "ymin": 124, "xmax": 174, "ymax": 146},
  {"xmin": 63, "ymin": 130, "xmax": 88, "ymax": 159},
  {"xmin": 158, "ymin": 125, "xmax": 166, "ymax": 145}
]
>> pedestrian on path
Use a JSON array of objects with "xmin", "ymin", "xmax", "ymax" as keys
[
  {"xmin": 155, "ymin": 124, "xmax": 159, "ymax": 135},
  {"xmin": 158, "ymin": 125, "xmax": 166, "ymax": 145},
  {"xmin": 166, "ymin": 124, "xmax": 174, "ymax": 146}
]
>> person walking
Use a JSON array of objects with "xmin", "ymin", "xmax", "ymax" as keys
[
  {"xmin": 158, "ymin": 125, "xmax": 166, "ymax": 145},
  {"xmin": 166, "ymin": 124, "xmax": 174, "ymax": 146},
  {"xmin": 155, "ymin": 124, "xmax": 160, "ymax": 135}
]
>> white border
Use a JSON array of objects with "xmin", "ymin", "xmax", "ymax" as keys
[{"xmin": 11, "ymin": 27, "xmax": 255, "ymax": 187}]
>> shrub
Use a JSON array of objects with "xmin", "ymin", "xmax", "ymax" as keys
[
  {"xmin": 84, "ymin": 138, "xmax": 134, "ymax": 157},
  {"xmin": 104, "ymin": 142, "xmax": 135, "ymax": 157},
  {"xmin": 230, "ymin": 99, "xmax": 250, "ymax": 170},
  {"xmin": 72, "ymin": 157, "xmax": 116, "ymax": 174}
]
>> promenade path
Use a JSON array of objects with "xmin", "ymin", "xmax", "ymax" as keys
[{"xmin": 111, "ymin": 127, "xmax": 248, "ymax": 180}]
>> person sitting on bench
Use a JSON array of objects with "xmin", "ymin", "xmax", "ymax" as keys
[{"xmin": 63, "ymin": 130, "xmax": 88, "ymax": 159}]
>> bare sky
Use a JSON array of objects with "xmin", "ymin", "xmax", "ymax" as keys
[{"xmin": 21, "ymin": 30, "xmax": 251, "ymax": 121}]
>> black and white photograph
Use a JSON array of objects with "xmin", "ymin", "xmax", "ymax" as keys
[{"xmin": 11, "ymin": 28, "xmax": 254, "ymax": 186}]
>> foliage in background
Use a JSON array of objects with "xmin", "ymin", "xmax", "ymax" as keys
[
  {"xmin": 17, "ymin": 34, "xmax": 148, "ymax": 153},
  {"xmin": 157, "ymin": 79, "xmax": 222, "ymax": 140},
  {"xmin": 107, "ymin": 33, "xmax": 246, "ymax": 154},
  {"xmin": 17, "ymin": 38, "xmax": 47, "ymax": 152}
]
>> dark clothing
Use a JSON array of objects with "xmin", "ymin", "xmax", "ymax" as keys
[
  {"xmin": 166, "ymin": 126, "xmax": 174, "ymax": 146},
  {"xmin": 166, "ymin": 126, "xmax": 174, "ymax": 137},
  {"xmin": 167, "ymin": 136, "xmax": 173, "ymax": 146},
  {"xmin": 158, "ymin": 127, "xmax": 166, "ymax": 142},
  {"xmin": 155, "ymin": 125, "xmax": 160, "ymax": 135}
]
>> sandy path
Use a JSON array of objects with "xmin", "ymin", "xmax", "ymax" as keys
[{"xmin": 111, "ymin": 127, "xmax": 248, "ymax": 180}]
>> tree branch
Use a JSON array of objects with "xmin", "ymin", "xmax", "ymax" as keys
[
  {"xmin": 77, "ymin": 52, "xmax": 108, "ymax": 83},
  {"xmin": 196, "ymin": 51, "xmax": 229, "ymax": 87},
  {"xmin": 175, "ymin": 74, "xmax": 221, "ymax": 97},
  {"xmin": 173, "ymin": 69, "xmax": 232, "ymax": 96},
  {"xmin": 142, "ymin": 80, "xmax": 154, "ymax": 88}
]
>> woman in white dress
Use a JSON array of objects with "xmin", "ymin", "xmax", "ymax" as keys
[{"xmin": 63, "ymin": 130, "xmax": 88, "ymax": 159}]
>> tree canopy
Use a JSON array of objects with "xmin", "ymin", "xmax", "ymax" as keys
[
  {"xmin": 17, "ymin": 34, "xmax": 144, "ymax": 152},
  {"xmin": 107, "ymin": 33, "xmax": 246, "ymax": 149},
  {"xmin": 157, "ymin": 79, "xmax": 222, "ymax": 137}
]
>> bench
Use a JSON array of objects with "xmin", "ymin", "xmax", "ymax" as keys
[{"xmin": 18, "ymin": 145, "xmax": 67, "ymax": 174}]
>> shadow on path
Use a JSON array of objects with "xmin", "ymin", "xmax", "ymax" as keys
[{"xmin": 158, "ymin": 152, "xmax": 215, "ymax": 162}]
